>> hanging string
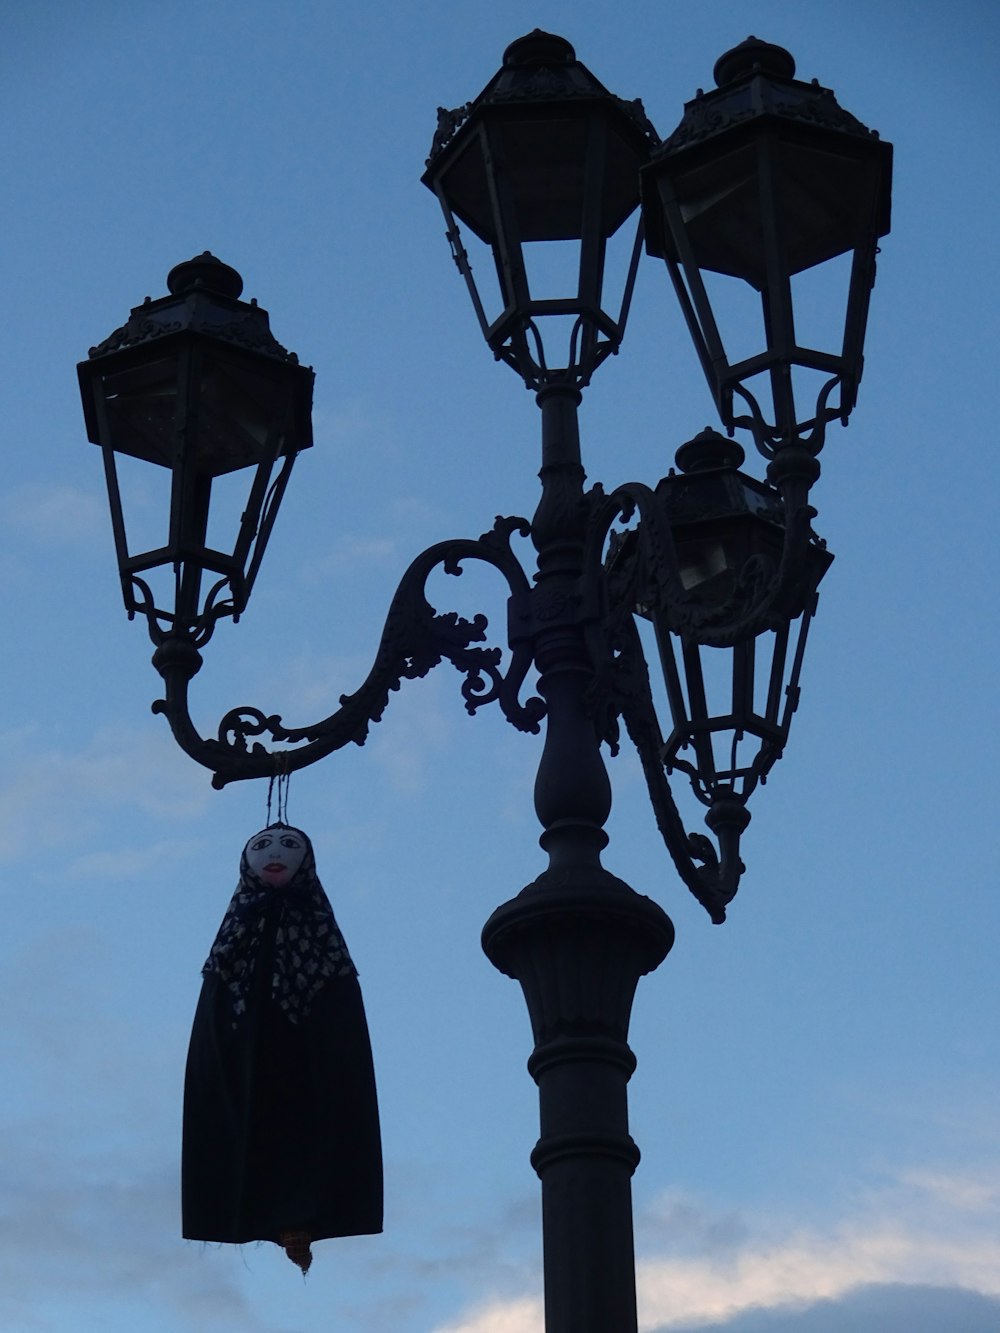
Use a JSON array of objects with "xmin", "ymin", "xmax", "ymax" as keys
[{"xmin": 266, "ymin": 757, "xmax": 292, "ymax": 827}]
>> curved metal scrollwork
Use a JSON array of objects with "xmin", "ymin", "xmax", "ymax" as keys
[
  {"xmin": 151, "ymin": 515, "xmax": 545, "ymax": 788},
  {"xmin": 126, "ymin": 573, "xmax": 239, "ymax": 650},
  {"xmin": 577, "ymin": 482, "xmax": 748, "ymax": 920},
  {"xmin": 585, "ymin": 471, "xmax": 820, "ymax": 650},
  {"xmin": 730, "ymin": 373, "xmax": 843, "ymax": 460},
  {"xmin": 608, "ymin": 612, "xmax": 745, "ymax": 924},
  {"xmin": 579, "ymin": 466, "xmax": 823, "ymax": 922}
]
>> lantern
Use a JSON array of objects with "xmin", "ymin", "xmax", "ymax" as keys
[
  {"xmin": 422, "ymin": 30, "xmax": 658, "ymax": 389},
  {"xmin": 78, "ymin": 253, "xmax": 313, "ymax": 642},
  {"xmin": 641, "ymin": 37, "xmax": 892, "ymax": 452},
  {"xmin": 615, "ymin": 427, "xmax": 832, "ymax": 807}
]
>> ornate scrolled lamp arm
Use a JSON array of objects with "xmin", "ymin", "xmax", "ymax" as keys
[
  {"xmin": 148, "ymin": 517, "xmax": 545, "ymax": 788},
  {"xmin": 77, "ymin": 255, "xmax": 548, "ymax": 789}
]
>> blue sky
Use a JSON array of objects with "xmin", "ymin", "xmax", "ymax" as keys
[{"xmin": 2, "ymin": 2, "xmax": 998, "ymax": 1330}]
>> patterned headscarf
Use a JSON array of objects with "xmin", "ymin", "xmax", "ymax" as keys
[{"xmin": 202, "ymin": 824, "xmax": 356, "ymax": 1026}]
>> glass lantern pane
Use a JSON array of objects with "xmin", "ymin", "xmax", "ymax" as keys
[
  {"xmin": 774, "ymin": 139, "xmax": 877, "ymax": 275},
  {"xmin": 111, "ymin": 447, "xmax": 173, "ymax": 563},
  {"xmin": 438, "ymin": 132, "xmax": 495, "ymax": 243},
  {"xmin": 789, "ymin": 248, "xmax": 853, "ymax": 357},
  {"xmin": 103, "ymin": 356, "xmax": 179, "ymax": 467},
  {"xmin": 668, "ymin": 143, "xmax": 764, "ymax": 285},
  {"xmin": 495, "ymin": 117, "xmax": 590, "ymax": 241},
  {"xmin": 677, "ymin": 539, "xmax": 729, "ymax": 592},
  {"xmin": 698, "ymin": 267, "xmax": 768, "ymax": 365},
  {"xmin": 195, "ymin": 356, "xmax": 293, "ymax": 477},
  {"xmin": 520, "ymin": 238, "xmax": 584, "ymax": 302},
  {"xmin": 203, "ymin": 465, "xmax": 260, "ymax": 570}
]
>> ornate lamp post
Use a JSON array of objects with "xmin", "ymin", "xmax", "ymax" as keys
[{"xmin": 79, "ymin": 32, "xmax": 890, "ymax": 1333}]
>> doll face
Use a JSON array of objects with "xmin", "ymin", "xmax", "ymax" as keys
[{"xmin": 244, "ymin": 827, "xmax": 307, "ymax": 888}]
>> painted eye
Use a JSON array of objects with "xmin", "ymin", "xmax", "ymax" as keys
[
  {"xmin": 280, "ymin": 836, "xmax": 302, "ymax": 850},
  {"xmin": 250, "ymin": 836, "xmax": 272, "ymax": 851}
]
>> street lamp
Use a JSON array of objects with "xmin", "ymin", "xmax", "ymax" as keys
[
  {"xmin": 78, "ymin": 252, "xmax": 314, "ymax": 644},
  {"xmin": 641, "ymin": 34, "xmax": 891, "ymax": 454},
  {"xmin": 79, "ymin": 31, "xmax": 890, "ymax": 1333}
]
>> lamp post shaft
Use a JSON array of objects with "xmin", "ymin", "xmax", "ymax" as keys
[{"xmin": 483, "ymin": 387, "xmax": 674, "ymax": 1331}]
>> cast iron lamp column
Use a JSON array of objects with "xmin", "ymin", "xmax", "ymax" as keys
[
  {"xmin": 423, "ymin": 39, "xmax": 675, "ymax": 1323},
  {"xmin": 79, "ymin": 30, "xmax": 890, "ymax": 1333},
  {"xmin": 483, "ymin": 381, "xmax": 673, "ymax": 1331}
]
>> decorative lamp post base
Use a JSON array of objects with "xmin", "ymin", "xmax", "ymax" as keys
[{"xmin": 484, "ymin": 868, "xmax": 674, "ymax": 1333}]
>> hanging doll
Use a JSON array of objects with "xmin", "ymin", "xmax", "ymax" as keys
[{"xmin": 182, "ymin": 824, "xmax": 383, "ymax": 1272}]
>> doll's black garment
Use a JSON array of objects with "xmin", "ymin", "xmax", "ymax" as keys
[{"xmin": 181, "ymin": 829, "xmax": 382, "ymax": 1244}]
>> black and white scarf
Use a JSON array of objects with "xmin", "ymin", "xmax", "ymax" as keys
[{"xmin": 202, "ymin": 825, "xmax": 356, "ymax": 1026}]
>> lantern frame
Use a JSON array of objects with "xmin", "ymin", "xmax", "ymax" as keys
[
  {"xmin": 422, "ymin": 29, "xmax": 658, "ymax": 390},
  {"xmin": 641, "ymin": 36, "xmax": 892, "ymax": 456},
  {"xmin": 78, "ymin": 253, "xmax": 314, "ymax": 645},
  {"xmin": 606, "ymin": 427, "xmax": 832, "ymax": 803}
]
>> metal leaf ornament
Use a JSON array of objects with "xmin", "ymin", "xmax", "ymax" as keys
[{"xmin": 182, "ymin": 824, "xmax": 382, "ymax": 1272}]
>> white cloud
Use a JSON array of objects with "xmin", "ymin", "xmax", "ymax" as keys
[
  {"xmin": 427, "ymin": 1163, "xmax": 1000, "ymax": 1333},
  {"xmin": 312, "ymin": 400, "xmax": 380, "ymax": 449},
  {"xmin": 0, "ymin": 724, "xmax": 209, "ymax": 863},
  {"xmin": 8, "ymin": 483, "xmax": 105, "ymax": 546},
  {"xmin": 896, "ymin": 1165, "xmax": 1000, "ymax": 1214},
  {"xmin": 65, "ymin": 837, "xmax": 198, "ymax": 881},
  {"xmin": 433, "ymin": 1295, "xmax": 543, "ymax": 1333},
  {"xmin": 366, "ymin": 674, "xmax": 456, "ymax": 795},
  {"xmin": 635, "ymin": 1218, "xmax": 1000, "ymax": 1328}
]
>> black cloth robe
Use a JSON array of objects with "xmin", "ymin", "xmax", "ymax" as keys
[{"xmin": 182, "ymin": 829, "xmax": 382, "ymax": 1245}]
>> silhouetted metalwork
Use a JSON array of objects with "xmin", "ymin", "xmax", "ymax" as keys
[
  {"xmin": 641, "ymin": 35, "xmax": 892, "ymax": 455},
  {"xmin": 79, "ymin": 251, "xmax": 314, "ymax": 642},
  {"xmin": 422, "ymin": 29, "xmax": 658, "ymax": 389},
  {"xmin": 79, "ymin": 29, "xmax": 891, "ymax": 1333}
]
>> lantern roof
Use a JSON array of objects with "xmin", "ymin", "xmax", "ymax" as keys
[
  {"xmin": 644, "ymin": 36, "xmax": 892, "ymax": 266},
  {"xmin": 656, "ymin": 428, "xmax": 785, "ymax": 535},
  {"xmin": 424, "ymin": 29, "xmax": 659, "ymax": 173},
  {"xmin": 85, "ymin": 252, "xmax": 303, "ymax": 368},
  {"xmin": 650, "ymin": 427, "xmax": 833, "ymax": 625},
  {"xmin": 661, "ymin": 36, "xmax": 884, "ymax": 157}
]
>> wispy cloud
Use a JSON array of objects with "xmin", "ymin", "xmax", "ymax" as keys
[
  {"xmin": 7, "ymin": 483, "xmax": 105, "ymax": 547},
  {"xmin": 366, "ymin": 674, "xmax": 456, "ymax": 795},
  {"xmin": 0, "ymin": 1144, "xmax": 282, "ymax": 1333},
  {"xmin": 0, "ymin": 725, "xmax": 209, "ymax": 865},
  {"xmin": 636, "ymin": 1216, "xmax": 1000, "ymax": 1328},
  {"xmin": 434, "ymin": 1296, "xmax": 543, "ymax": 1333},
  {"xmin": 896, "ymin": 1165, "xmax": 1000, "ymax": 1214},
  {"xmin": 300, "ymin": 494, "xmax": 449, "ymax": 583},
  {"xmin": 428, "ymin": 1162, "xmax": 1000, "ymax": 1333},
  {"xmin": 312, "ymin": 400, "xmax": 381, "ymax": 450}
]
